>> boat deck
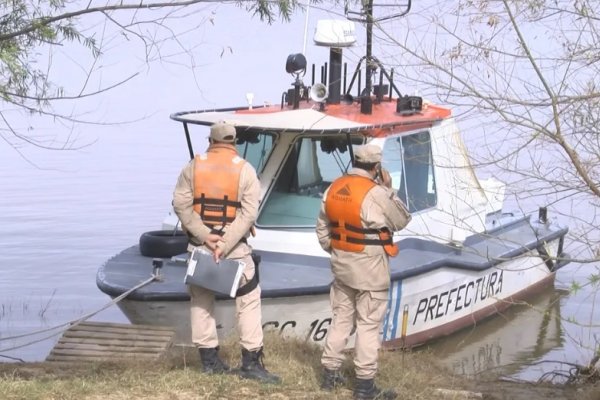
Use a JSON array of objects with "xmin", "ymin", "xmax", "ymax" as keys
[
  {"xmin": 390, "ymin": 215, "xmax": 567, "ymax": 279},
  {"xmin": 97, "ymin": 215, "xmax": 567, "ymax": 302}
]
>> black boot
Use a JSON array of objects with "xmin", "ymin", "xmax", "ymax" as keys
[
  {"xmin": 321, "ymin": 368, "xmax": 346, "ymax": 391},
  {"xmin": 239, "ymin": 347, "xmax": 281, "ymax": 384},
  {"xmin": 198, "ymin": 347, "xmax": 230, "ymax": 374},
  {"xmin": 353, "ymin": 378, "xmax": 397, "ymax": 400}
]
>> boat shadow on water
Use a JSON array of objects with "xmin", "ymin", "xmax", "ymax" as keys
[{"xmin": 425, "ymin": 287, "xmax": 566, "ymax": 378}]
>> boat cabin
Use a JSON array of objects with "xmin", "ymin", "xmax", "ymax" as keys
[{"xmin": 166, "ymin": 20, "xmax": 507, "ymax": 254}]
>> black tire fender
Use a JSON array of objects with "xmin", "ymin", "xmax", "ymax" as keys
[{"xmin": 139, "ymin": 230, "xmax": 188, "ymax": 258}]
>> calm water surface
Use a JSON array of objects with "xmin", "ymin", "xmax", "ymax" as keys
[{"xmin": 1, "ymin": 5, "xmax": 599, "ymax": 384}]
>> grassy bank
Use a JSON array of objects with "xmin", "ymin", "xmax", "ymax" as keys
[{"xmin": 0, "ymin": 334, "xmax": 598, "ymax": 400}]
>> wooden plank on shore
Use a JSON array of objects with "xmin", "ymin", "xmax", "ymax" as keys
[
  {"xmin": 66, "ymin": 324, "xmax": 174, "ymax": 336},
  {"xmin": 52, "ymin": 343, "xmax": 167, "ymax": 353},
  {"xmin": 62, "ymin": 330, "xmax": 174, "ymax": 341},
  {"xmin": 46, "ymin": 354, "xmax": 156, "ymax": 363},
  {"xmin": 46, "ymin": 321, "xmax": 176, "ymax": 363},
  {"xmin": 50, "ymin": 348, "xmax": 161, "ymax": 358},
  {"xmin": 56, "ymin": 337, "xmax": 169, "ymax": 348},
  {"xmin": 75, "ymin": 321, "xmax": 175, "ymax": 331}
]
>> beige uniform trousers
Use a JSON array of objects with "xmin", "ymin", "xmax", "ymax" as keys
[
  {"xmin": 321, "ymin": 279, "xmax": 388, "ymax": 379},
  {"xmin": 189, "ymin": 252, "xmax": 263, "ymax": 351}
]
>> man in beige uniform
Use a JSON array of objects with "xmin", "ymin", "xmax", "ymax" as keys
[
  {"xmin": 316, "ymin": 144, "xmax": 411, "ymax": 400},
  {"xmin": 173, "ymin": 122, "xmax": 279, "ymax": 384}
]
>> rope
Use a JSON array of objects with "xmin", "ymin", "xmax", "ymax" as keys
[{"xmin": 0, "ymin": 274, "xmax": 159, "ymax": 354}]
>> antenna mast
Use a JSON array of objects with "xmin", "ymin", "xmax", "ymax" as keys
[
  {"xmin": 345, "ymin": 0, "xmax": 412, "ymax": 114},
  {"xmin": 302, "ymin": 0, "xmax": 311, "ymax": 55}
]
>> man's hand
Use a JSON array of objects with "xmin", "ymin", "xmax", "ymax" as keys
[
  {"xmin": 380, "ymin": 167, "xmax": 392, "ymax": 188},
  {"xmin": 213, "ymin": 246, "xmax": 224, "ymax": 263},
  {"xmin": 203, "ymin": 233, "xmax": 222, "ymax": 251}
]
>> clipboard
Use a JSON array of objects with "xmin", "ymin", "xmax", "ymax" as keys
[{"xmin": 184, "ymin": 248, "xmax": 245, "ymax": 298}]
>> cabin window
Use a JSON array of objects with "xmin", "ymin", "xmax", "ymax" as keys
[
  {"xmin": 187, "ymin": 126, "xmax": 275, "ymax": 173},
  {"xmin": 382, "ymin": 131, "xmax": 437, "ymax": 212},
  {"xmin": 257, "ymin": 135, "xmax": 361, "ymax": 227},
  {"xmin": 236, "ymin": 130, "xmax": 275, "ymax": 173}
]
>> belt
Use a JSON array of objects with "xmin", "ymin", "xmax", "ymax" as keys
[{"xmin": 236, "ymin": 253, "xmax": 260, "ymax": 297}]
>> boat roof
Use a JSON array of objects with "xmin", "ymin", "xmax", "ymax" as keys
[{"xmin": 171, "ymin": 100, "xmax": 452, "ymax": 136}]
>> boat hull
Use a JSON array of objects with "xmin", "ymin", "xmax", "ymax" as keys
[{"xmin": 112, "ymin": 239, "xmax": 564, "ymax": 348}]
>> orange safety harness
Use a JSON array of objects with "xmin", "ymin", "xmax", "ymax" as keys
[
  {"xmin": 193, "ymin": 144, "xmax": 244, "ymax": 230},
  {"xmin": 325, "ymin": 175, "xmax": 399, "ymax": 257}
]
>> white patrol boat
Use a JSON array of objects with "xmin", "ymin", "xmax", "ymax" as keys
[{"xmin": 96, "ymin": 8, "xmax": 569, "ymax": 350}]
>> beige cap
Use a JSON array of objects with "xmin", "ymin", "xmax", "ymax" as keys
[
  {"xmin": 210, "ymin": 122, "xmax": 236, "ymax": 143},
  {"xmin": 354, "ymin": 144, "xmax": 382, "ymax": 164}
]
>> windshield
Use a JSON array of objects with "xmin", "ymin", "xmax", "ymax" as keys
[
  {"xmin": 256, "ymin": 130, "xmax": 437, "ymax": 228},
  {"xmin": 257, "ymin": 135, "xmax": 363, "ymax": 227},
  {"xmin": 186, "ymin": 125, "xmax": 275, "ymax": 173},
  {"xmin": 235, "ymin": 130, "xmax": 275, "ymax": 172},
  {"xmin": 382, "ymin": 131, "xmax": 437, "ymax": 212}
]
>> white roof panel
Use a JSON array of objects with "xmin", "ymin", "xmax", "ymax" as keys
[{"xmin": 178, "ymin": 108, "xmax": 370, "ymax": 132}]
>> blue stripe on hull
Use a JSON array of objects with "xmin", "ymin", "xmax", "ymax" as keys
[
  {"xmin": 383, "ymin": 280, "xmax": 402, "ymax": 341},
  {"xmin": 391, "ymin": 280, "xmax": 402, "ymax": 340}
]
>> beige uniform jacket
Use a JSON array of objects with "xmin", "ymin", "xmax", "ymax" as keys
[
  {"xmin": 316, "ymin": 168, "xmax": 412, "ymax": 291},
  {"xmin": 172, "ymin": 147, "xmax": 260, "ymax": 259}
]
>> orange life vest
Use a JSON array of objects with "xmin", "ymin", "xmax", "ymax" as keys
[
  {"xmin": 193, "ymin": 144, "xmax": 245, "ymax": 229},
  {"xmin": 325, "ymin": 175, "xmax": 399, "ymax": 257}
]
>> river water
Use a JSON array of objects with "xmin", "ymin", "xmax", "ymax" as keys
[{"xmin": 1, "ymin": 3, "xmax": 599, "ymax": 384}]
